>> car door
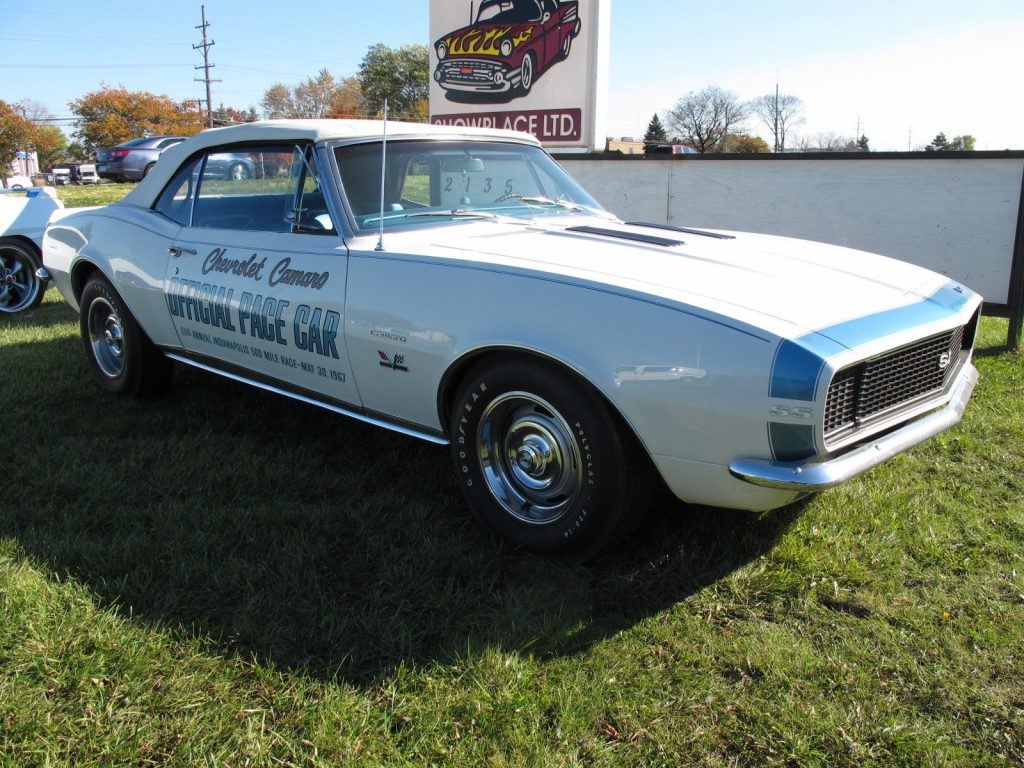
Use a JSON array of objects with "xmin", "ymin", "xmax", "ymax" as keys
[{"xmin": 162, "ymin": 143, "xmax": 361, "ymax": 406}]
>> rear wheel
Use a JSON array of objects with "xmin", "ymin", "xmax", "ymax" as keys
[
  {"xmin": 79, "ymin": 274, "xmax": 173, "ymax": 398},
  {"xmin": 143, "ymin": 164, "xmax": 155, "ymax": 179},
  {"xmin": 0, "ymin": 238, "xmax": 45, "ymax": 314},
  {"xmin": 228, "ymin": 162, "xmax": 250, "ymax": 181},
  {"xmin": 519, "ymin": 53, "xmax": 536, "ymax": 95},
  {"xmin": 450, "ymin": 358, "xmax": 652, "ymax": 557}
]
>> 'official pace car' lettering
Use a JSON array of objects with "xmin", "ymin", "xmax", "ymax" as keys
[
  {"xmin": 166, "ymin": 277, "xmax": 339, "ymax": 360},
  {"xmin": 293, "ymin": 304, "xmax": 340, "ymax": 359}
]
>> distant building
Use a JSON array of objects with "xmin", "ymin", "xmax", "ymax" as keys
[
  {"xmin": 645, "ymin": 143, "xmax": 700, "ymax": 155},
  {"xmin": 10, "ymin": 150, "xmax": 40, "ymax": 177},
  {"xmin": 605, "ymin": 138, "xmax": 645, "ymax": 155}
]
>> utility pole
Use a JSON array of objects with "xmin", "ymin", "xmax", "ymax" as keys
[
  {"xmin": 194, "ymin": 5, "xmax": 220, "ymax": 128},
  {"xmin": 908, "ymin": 127, "xmax": 913, "ymax": 152},
  {"xmin": 774, "ymin": 81, "xmax": 780, "ymax": 153},
  {"xmin": 855, "ymin": 116, "xmax": 861, "ymax": 142}
]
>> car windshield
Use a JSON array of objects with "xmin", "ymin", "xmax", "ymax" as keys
[
  {"xmin": 335, "ymin": 140, "xmax": 604, "ymax": 231},
  {"xmin": 476, "ymin": 0, "xmax": 542, "ymax": 23}
]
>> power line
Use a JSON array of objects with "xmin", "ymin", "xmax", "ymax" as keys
[{"xmin": 193, "ymin": 5, "xmax": 220, "ymax": 128}]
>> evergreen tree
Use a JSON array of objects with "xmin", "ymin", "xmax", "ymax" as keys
[
  {"xmin": 857, "ymin": 135, "xmax": 870, "ymax": 152},
  {"xmin": 644, "ymin": 114, "xmax": 667, "ymax": 145},
  {"xmin": 925, "ymin": 132, "xmax": 949, "ymax": 152}
]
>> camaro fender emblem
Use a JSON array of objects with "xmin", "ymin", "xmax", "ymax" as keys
[
  {"xmin": 378, "ymin": 351, "xmax": 408, "ymax": 372},
  {"xmin": 938, "ymin": 352, "xmax": 952, "ymax": 370}
]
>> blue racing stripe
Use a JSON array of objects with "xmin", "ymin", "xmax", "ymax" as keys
[
  {"xmin": 815, "ymin": 281, "xmax": 973, "ymax": 349},
  {"xmin": 770, "ymin": 335, "xmax": 844, "ymax": 401},
  {"xmin": 769, "ymin": 281, "xmax": 975, "ymax": 401},
  {"xmin": 768, "ymin": 423, "xmax": 818, "ymax": 462}
]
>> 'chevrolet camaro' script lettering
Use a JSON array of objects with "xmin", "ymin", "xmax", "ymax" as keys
[
  {"xmin": 202, "ymin": 247, "xmax": 266, "ymax": 281},
  {"xmin": 268, "ymin": 257, "xmax": 329, "ymax": 290}
]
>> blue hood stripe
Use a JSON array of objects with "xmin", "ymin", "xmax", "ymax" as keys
[{"xmin": 770, "ymin": 281, "xmax": 974, "ymax": 402}]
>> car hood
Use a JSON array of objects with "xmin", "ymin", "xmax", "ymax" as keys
[
  {"xmin": 402, "ymin": 217, "xmax": 968, "ymax": 344},
  {"xmin": 438, "ymin": 22, "xmax": 537, "ymax": 58}
]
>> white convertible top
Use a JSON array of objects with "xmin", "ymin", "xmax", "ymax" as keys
[{"xmin": 122, "ymin": 119, "xmax": 540, "ymax": 209}]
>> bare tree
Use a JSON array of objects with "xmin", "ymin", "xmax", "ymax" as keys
[
  {"xmin": 795, "ymin": 132, "xmax": 858, "ymax": 152},
  {"xmin": 261, "ymin": 83, "xmax": 296, "ymax": 119},
  {"xmin": 16, "ymin": 98, "xmax": 54, "ymax": 125},
  {"xmin": 749, "ymin": 92, "xmax": 804, "ymax": 152},
  {"xmin": 294, "ymin": 69, "xmax": 337, "ymax": 118},
  {"xmin": 664, "ymin": 86, "xmax": 748, "ymax": 153}
]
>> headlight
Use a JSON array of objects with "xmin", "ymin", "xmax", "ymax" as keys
[
  {"xmin": 437, "ymin": 42, "xmax": 448, "ymax": 60},
  {"xmin": 500, "ymin": 38, "xmax": 513, "ymax": 57}
]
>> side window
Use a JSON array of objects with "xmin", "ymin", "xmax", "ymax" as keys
[
  {"xmin": 400, "ymin": 159, "xmax": 432, "ymax": 208},
  {"xmin": 192, "ymin": 146, "xmax": 299, "ymax": 233},
  {"xmin": 153, "ymin": 157, "xmax": 201, "ymax": 226},
  {"xmin": 293, "ymin": 148, "xmax": 337, "ymax": 235}
]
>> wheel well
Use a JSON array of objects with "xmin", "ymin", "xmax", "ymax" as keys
[
  {"xmin": 0, "ymin": 235, "xmax": 41, "ymax": 258},
  {"xmin": 437, "ymin": 347, "xmax": 644, "ymax": 445},
  {"xmin": 71, "ymin": 260, "xmax": 101, "ymax": 303}
]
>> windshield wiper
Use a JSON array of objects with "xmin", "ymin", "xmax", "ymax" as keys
[
  {"xmin": 363, "ymin": 209, "xmax": 500, "ymax": 225},
  {"xmin": 517, "ymin": 196, "xmax": 615, "ymax": 218},
  {"xmin": 518, "ymin": 196, "xmax": 585, "ymax": 211},
  {"xmin": 403, "ymin": 209, "xmax": 500, "ymax": 220}
]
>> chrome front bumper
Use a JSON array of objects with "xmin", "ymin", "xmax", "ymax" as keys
[{"xmin": 730, "ymin": 363, "xmax": 979, "ymax": 491}]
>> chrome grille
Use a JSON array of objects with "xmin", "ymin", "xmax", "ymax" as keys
[{"xmin": 824, "ymin": 325, "xmax": 968, "ymax": 442}]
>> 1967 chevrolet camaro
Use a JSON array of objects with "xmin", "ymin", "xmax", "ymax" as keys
[{"xmin": 39, "ymin": 120, "xmax": 982, "ymax": 556}]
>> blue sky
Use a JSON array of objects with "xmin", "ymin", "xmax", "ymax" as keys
[{"xmin": 1, "ymin": 0, "xmax": 1021, "ymax": 150}]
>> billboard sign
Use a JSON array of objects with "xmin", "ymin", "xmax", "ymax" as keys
[{"xmin": 429, "ymin": 0, "xmax": 609, "ymax": 151}]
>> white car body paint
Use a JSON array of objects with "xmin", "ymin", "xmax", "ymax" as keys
[
  {"xmin": 41, "ymin": 121, "xmax": 983, "ymax": 513},
  {"xmin": 0, "ymin": 187, "xmax": 63, "ymax": 250}
]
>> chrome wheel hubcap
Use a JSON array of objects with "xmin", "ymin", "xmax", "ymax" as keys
[
  {"xmin": 0, "ymin": 247, "xmax": 40, "ymax": 313},
  {"xmin": 478, "ymin": 392, "xmax": 582, "ymax": 525},
  {"xmin": 88, "ymin": 297, "xmax": 126, "ymax": 377}
]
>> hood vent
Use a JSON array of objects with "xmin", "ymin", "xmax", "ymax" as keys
[
  {"xmin": 626, "ymin": 222, "xmax": 736, "ymax": 240},
  {"xmin": 564, "ymin": 225, "xmax": 685, "ymax": 247}
]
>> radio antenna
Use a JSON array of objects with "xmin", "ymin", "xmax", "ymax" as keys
[{"xmin": 375, "ymin": 99, "xmax": 389, "ymax": 252}]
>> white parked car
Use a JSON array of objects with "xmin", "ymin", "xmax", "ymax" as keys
[
  {"xmin": 1, "ymin": 186, "xmax": 62, "ymax": 313},
  {"xmin": 79, "ymin": 164, "xmax": 100, "ymax": 184},
  {"xmin": 40, "ymin": 120, "xmax": 982, "ymax": 555},
  {"xmin": 3, "ymin": 174, "xmax": 32, "ymax": 190}
]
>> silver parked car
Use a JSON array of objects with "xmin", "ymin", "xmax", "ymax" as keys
[{"xmin": 95, "ymin": 136, "xmax": 186, "ymax": 182}]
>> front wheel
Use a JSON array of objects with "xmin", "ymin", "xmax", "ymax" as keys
[
  {"xmin": 79, "ymin": 275, "xmax": 174, "ymax": 398},
  {"xmin": 0, "ymin": 238, "xmax": 45, "ymax": 314},
  {"xmin": 450, "ymin": 358, "xmax": 652, "ymax": 557}
]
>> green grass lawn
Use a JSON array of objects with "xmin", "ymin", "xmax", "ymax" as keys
[
  {"xmin": 1, "ymin": 293, "xmax": 1021, "ymax": 767},
  {"xmin": 56, "ymin": 182, "xmax": 136, "ymax": 208}
]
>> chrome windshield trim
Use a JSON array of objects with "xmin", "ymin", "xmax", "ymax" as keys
[{"xmin": 731, "ymin": 363, "xmax": 978, "ymax": 491}]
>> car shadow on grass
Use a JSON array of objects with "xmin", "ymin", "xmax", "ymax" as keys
[
  {"xmin": 1, "ymin": 333, "xmax": 802, "ymax": 687},
  {"xmin": 0, "ymin": 292, "xmax": 78, "ymax": 331}
]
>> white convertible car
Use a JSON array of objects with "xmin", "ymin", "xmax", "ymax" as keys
[{"xmin": 40, "ymin": 121, "xmax": 982, "ymax": 555}]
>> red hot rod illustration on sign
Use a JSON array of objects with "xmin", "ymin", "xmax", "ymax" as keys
[{"xmin": 434, "ymin": 0, "xmax": 582, "ymax": 100}]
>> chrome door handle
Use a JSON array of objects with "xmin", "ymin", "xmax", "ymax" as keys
[{"xmin": 168, "ymin": 246, "xmax": 197, "ymax": 258}]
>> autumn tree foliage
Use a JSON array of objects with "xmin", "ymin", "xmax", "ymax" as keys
[
  {"xmin": 261, "ymin": 70, "xmax": 363, "ymax": 119},
  {"xmin": 0, "ymin": 100, "xmax": 35, "ymax": 183},
  {"xmin": 70, "ymin": 87, "xmax": 205, "ymax": 152}
]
